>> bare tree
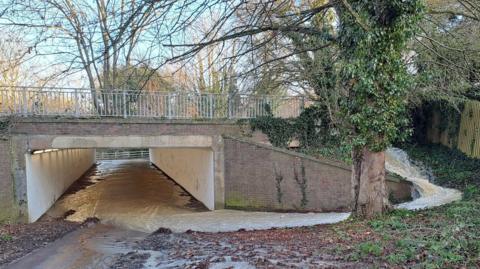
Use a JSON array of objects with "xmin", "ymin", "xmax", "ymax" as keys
[
  {"xmin": 411, "ymin": 0, "xmax": 480, "ymax": 106},
  {"xmin": 0, "ymin": 0, "xmax": 229, "ymax": 89}
]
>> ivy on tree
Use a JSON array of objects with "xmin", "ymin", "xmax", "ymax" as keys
[{"xmin": 338, "ymin": 1, "xmax": 424, "ymax": 152}]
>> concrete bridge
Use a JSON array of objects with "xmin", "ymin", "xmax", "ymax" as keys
[
  {"xmin": 0, "ymin": 87, "xmax": 410, "ymax": 223},
  {"xmin": 0, "ymin": 117, "xmax": 411, "ymax": 223}
]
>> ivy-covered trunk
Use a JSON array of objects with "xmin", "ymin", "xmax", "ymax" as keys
[
  {"xmin": 352, "ymin": 147, "xmax": 390, "ymax": 218},
  {"xmin": 336, "ymin": 0, "xmax": 424, "ymax": 218}
]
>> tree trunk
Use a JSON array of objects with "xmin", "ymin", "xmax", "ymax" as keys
[{"xmin": 351, "ymin": 147, "xmax": 390, "ymax": 218}]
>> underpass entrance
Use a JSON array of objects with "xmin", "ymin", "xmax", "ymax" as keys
[
  {"xmin": 43, "ymin": 157, "xmax": 207, "ymax": 232},
  {"xmin": 23, "ymin": 135, "xmax": 220, "ymax": 229}
]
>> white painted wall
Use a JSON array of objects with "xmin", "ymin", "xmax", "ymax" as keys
[
  {"xmin": 149, "ymin": 148, "xmax": 214, "ymax": 210},
  {"xmin": 26, "ymin": 149, "xmax": 96, "ymax": 222}
]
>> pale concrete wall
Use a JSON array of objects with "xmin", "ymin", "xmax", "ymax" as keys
[
  {"xmin": 150, "ymin": 148, "xmax": 215, "ymax": 210},
  {"xmin": 25, "ymin": 148, "xmax": 96, "ymax": 222}
]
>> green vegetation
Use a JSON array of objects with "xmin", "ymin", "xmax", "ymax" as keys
[
  {"xmin": 339, "ymin": 198, "xmax": 480, "ymax": 267},
  {"xmin": 250, "ymin": 105, "xmax": 336, "ymax": 148},
  {"xmin": 225, "ymin": 193, "xmax": 265, "ymax": 210},
  {"xmin": 250, "ymin": 105, "xmax": 352, "ymax": 162},
  {"xmin": 0, "ymin": 233, "xmax": 12, "ymax": 242},
  {"xmin": 338, "ymin": 1, "xmax": 423, "ymax": 152},
  {"xmin": 333, "ymin": 143, "xmax": 480, "ymax": 268},
  {"xmin": 403, "ymin": 143, "xmax": 480, "ymax": 196}
]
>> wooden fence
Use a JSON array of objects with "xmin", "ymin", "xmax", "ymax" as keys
[
  {"xmin": 457, "ymin": 101, "xmax": 480, "ymax": 158},
  {"xmin": 427, "ymin": 100, "xmax": 480, "ymax": 158}
]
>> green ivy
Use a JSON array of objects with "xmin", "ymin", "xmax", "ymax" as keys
[
  {"xmin": 250, "ymin": 105, "xmax": 337, "ymax": 149},
  {"xmin": 338, "ymin": 0, "xmax": 425, "ymax": 152},
  {"xmin": 250, "ymin": 115, "xmax": 295, "ymax": 148}
]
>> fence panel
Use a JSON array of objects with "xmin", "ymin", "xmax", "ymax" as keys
[
  {"xmin": 95, "ymin": 149, "xmax": 150, "ymax": 160},
  {"xmin": 457, "ymin": 101, "xmax": 480, "ymax": 158}
]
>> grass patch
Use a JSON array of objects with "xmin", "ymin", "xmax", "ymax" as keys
[
  {"xmin": 330, "ymin": 143, "xmax": 480, "ymax": 268},
  {"xmin": 0, "ymin": 233, "xmax": 13, "ymax": 242},
  {"xmin": 300, "ymin": 144, "xmax": 352, "ymax": 164},
  {"xmin": 358, "ymin": 242, "xmax": 383, "ymax": 256},
  {"xmin": 333, "ymin": 201, "xmax": 480, "ymax": 267}
]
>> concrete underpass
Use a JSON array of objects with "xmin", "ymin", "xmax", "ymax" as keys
[
  {"xmin": 2, "ymin": 124, "xmax": 413, "ymax": 232},
  {"xmin": 25, "ymin": 146, "xmax": 215, "ymax": 231}
]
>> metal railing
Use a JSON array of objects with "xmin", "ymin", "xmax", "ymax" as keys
[
  {"xmin": 0, "ymin": 86, "xmax": 304, "ymax": 119},
  {"xmin": 95, "ymin": 149, "xmax": 149, "ymax": 160}
]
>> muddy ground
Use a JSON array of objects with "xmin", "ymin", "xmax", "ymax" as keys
[
  {"xmin": 0, "ymin": 220, "xmax": 367, "ymax": 269},
  {"xmin": 112, "ymin": 201, "xmax": 480, "ymax": 269},
  {"xmin": 2, "ymin": 203, "xmax": 479, "ymax": 269},
  {"xmin": 0, "ymin": 218, "xmax": 81, "ymax": 266},
  {"xmin": 112, "ymin": 225, "xmax": 371, "ymax": 269}
]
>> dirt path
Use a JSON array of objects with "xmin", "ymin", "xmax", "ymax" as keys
[
  {"xmin": 4, "ymin": 223, "xmax": 147, "ymax": 269},
  {"xmin": 0, "ymin": 219, "xmax": 81, "ymax": 267}
]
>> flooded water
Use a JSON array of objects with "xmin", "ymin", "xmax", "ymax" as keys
[
  {"xmin": 6, "ymin": 150, "xmax": 464, "ymax": 269},
  {"xmin": 43, "ymin": 159, "xmax": 351, "ymax": 235},
  {"xmin": 6, "ymin": 223, "xmax": 148, "ymax": 269},
  {"xmin": 45, "ymin": 159, "xmax": 207, "ymax": 232},
  {"xmin": 5, "ymin": 159, "xmax": 350, "ymax": 269},
  {"xmin": 385, "ymin": 148, "xmax": 462, "ymax": 210}
]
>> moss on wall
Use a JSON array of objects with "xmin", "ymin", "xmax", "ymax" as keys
[{"xmin": 225, "ymin": 192, "xmax": 267, "ymax": 210}]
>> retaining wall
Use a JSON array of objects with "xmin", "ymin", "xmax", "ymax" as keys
[
  {"xmin": 149, "ymin": 148, "xmax": 215, "ymax": 210},
  {"xmin": 0, "ymin": 139, "xmax": 16, "ymax": 223},
  {"xmin": 224, "ymin": 137, "xmax": 352, "ymax": 211},
  {"xmin": 25, "ymin": 148, "xmax": 96, "ymax": 221},
  {"xmin": 224, "ymin": 137, "xmax": 411, "ymax": 212}
]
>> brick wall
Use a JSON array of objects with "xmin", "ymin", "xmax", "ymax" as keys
[
  {"xmin": 9, "ymin": 118, "xmax": 244, "ymax": 136},
  {"xmin": 0, "ymin": 139, "xmax": 16, "ymax": 223},
  {"xmin": 224, "ymin": 137, "xmax": 412, "ymax": 212},
  {"xmin": 1, "ymin": 117, "xmax": 412, "ymax": 222},
  {"xmin": 224, "ymin": 137, "xmax": 353, "ymax": 212}
]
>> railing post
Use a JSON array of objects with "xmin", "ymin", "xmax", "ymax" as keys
[
  {"xmin": 167, "ymin": 93, "xmax": 172, "ymax": 119},
  {"xmin": 22, "ymin": 87, "xmax": 28, "ymax": 116},
  {"xmin": 123, "ymin": 90, "xmax": 127, "ymax": 118},
  {"xmin": 209, "ymin": 94, "xmax": 214, "ymax": 119},
  {"xmin": 74, "ymin": 89, "xmax": 79, "ymax": 117}
]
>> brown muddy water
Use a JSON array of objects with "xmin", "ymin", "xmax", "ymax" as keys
[
  {"xmin": 43, "ymin": 159, "xmax": 207, "ymax": 232},
  {"xmin": 4, "ymin": 160, "xmax": 208, "ymax": 269},
  {"xmin": 4, "ymin": 160, "xmax": 266, "ymax": 269},
  {"xmin": 5, "ymin": 149, "xmax": 460, "ymax": 268}
]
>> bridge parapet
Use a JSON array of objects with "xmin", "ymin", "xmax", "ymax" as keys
[{"xmin": 0, "ymin": 86, "xmax": 304, "ymax": 119}]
